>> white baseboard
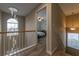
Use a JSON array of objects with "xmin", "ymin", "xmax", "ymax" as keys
[
  {"xmin": 6, "ymin": 43, "xmax": 37, "ymax": 56},
  {"xmin": 46, "ymin": 47, "xmax": 57, "ymax": 55},
  {"xmin": 52, "ymin": 47, "xmax": 57, "ymax": 55},
  {"xmin": 46, "ymin": 50, "xmax": 52, "ymax": 55}
]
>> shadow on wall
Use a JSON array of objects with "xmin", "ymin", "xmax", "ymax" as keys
[{"xmin": 56, "ymin": 32, "xmax": 64, "ymax": 51}]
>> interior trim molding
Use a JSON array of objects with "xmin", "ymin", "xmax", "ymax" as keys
[
  {"xmin": 46, "ymin": 47, "xmax": 57, "ymax": 55},
  {"xmin": 52, "ymin": 47, "xmax": 57, "ymax": 55},
  {"xmin": 46, "ymin": 50, "xmax": 52, "ymax": 55},
  {"xmin": 6, "ymin": 43, "xmax": 37, "ymax": 56}
]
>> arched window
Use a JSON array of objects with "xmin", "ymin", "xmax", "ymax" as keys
[{"xmin": 7, "ymin": 18, "xmax": 18, "ymax": 36}]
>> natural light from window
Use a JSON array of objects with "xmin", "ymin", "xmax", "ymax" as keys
[
  {"xmin": 67, "ymin": 33, "xmax": 79, "ymax": 49},
  {"xmin": 7, "ymin": 18, "xmax": 18, "ymax": 36}
]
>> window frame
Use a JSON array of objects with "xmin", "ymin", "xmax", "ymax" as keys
[{"xmin": 7, "ymin": 18, "xmax": 18, "ymax": 36}]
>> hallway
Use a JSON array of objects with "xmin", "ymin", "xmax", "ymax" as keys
[
  {"xmin": 13, "ymin": 37, "xmax": 71, "ymax": 56},
  {"xmin": 0, "ymin": 3, "xmax": 77, "ymax": 56}
]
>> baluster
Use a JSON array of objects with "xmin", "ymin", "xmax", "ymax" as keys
[
  {"xmin": 22, "ymin": 32, "xmax": 24, "ymax": 49},
  {"xmin": 20, "ymin": 33, "xmax": 22, "ymax": 49},
  {"xmin": 19, "ymin": 33, "xmax": 21, "ymax": 56},
  {"xmin": 16, "ymin": 33, "xmax": 19, "ymax": 56},
  {"xmin": 25, "ymin": 32, "xmax": 27, "ymax": 48},
  {"xmin": 14, "ymin": 35, "xmax": 17, "ymax": 54},
  {"xmin": 1, "ymin": 31, "xmax": 27, "ymax": 56},
  {"xmin": 0, "ymin": 34, "xmax": 1, "ymax": 55},
  {"xmin": 13, "ymin": 36, "xmax": 15, "ymax": 55},
  {"xmin": 24, "ymin": 32, "xmax": 26, "ymax": 48},
  {"xmin": 10, "ymin": 35, "xmax": 12, "ymax": 54},
  {"xmin": 11, "ymin": 36, "xmax": 13, "ymax": 54},
  {"xmin": 16, "ymin": 34, "xmax": 18, "ymax": 55},
  {"xmin": 22, "ymin": 32, "xmax": 24, "ymax": 55},
  {"xmin": 3, "ymin": 34, "xmax": 6, "ymax": 55},
  {"xmin": 15, "ymin": 35, "xmax": 17, "ymax": 52},
  {"xmin": 8, "ymin": 35, "xmax": 10, "ymax": 55}
]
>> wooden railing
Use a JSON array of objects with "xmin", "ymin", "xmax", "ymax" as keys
[
  {"xmin": 0, "ymin": 30, "xmax": 36, "ymax": 34},
  {"xmin": 0, "ymin": 30, "xmax": 36, "ymax": 56}
]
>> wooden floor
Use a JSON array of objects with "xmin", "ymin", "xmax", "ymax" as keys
[
  {"xmin": 53, "ymin": 51, "xmax": 71, "ymax": 56},
  {"xmin": 13, "ymin": 37, "xmax": 71, "ymax": 56}
]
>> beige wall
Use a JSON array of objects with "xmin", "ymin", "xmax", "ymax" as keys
[
  {"xmin": 25, "ymin": 8, "xmax": 37, "ymax": 47},
  {"xmin": 66, "ymin": 13, "xmax": 79, "ymax": 28},
  {"xmin": 25, "ymin": 10, "xmax": 36, "ymax": 31},
  {"xmin": 25, "ymin": 3, "xmax": 66, "ymax": 55},
  {"xmin": 25, "ymin": 4, "xmax": 53, "ymax": 55},
  {"xmin": 52, "ymin": 4, "xmax": 66, "ymax": 51},
  {"xmin": 66, "ymin": 13, "xmax": 79, "ymax": 33},
  {"xmin": 66, "ymin": 13, "xmax": 79, "ymax": 55},
  {"xmin": 0, "ymin": 11, "xmax": 2, "ymax": 55}
]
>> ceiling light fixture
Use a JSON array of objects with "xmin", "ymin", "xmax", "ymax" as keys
[
  {"xmin": 70, "ymin": 12, "xmax": 76, "ymax": 30},
  {"xmin": 8, "ymin": 7, "xmax": 18, "ymax": 19},
  {"xmin": 70, "ymin": 27, "xmax": 76, "ymax": 30},
  {"xmin": 37, "ymin": 16, "xmax": 44, "ymax": 22}
]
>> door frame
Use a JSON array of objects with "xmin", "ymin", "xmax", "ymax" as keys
[{"xmin": 35, "ymin": 4, "xmax": 47, "ymax": 50}]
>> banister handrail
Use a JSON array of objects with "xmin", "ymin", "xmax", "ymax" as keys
[{"xmin": 0, "ymin": 30, "xmax": 36, "ymax": 34}]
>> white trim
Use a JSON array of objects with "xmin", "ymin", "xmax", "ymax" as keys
[
  {"xmin": 46, "ymin": 50, "xmax": 52, "ymax": 55},
  {"xmin": 46, "ymin": 47, "xmax": 57, "ymax": 55},
  {"xmin": 52, "ymin": 47, "xmax": 57, "ymax": 55},
  {"xmin": 36, "ymin": 4, "xmax": 47, "ymax": 13},
  {"xmin": 6, "ymin": 43, "xmax": 37, "ymax": 56}
]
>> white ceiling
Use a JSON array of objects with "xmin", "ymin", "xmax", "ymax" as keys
[
  {"xmin": 0, "ymin": 3, "xmax": 40, "ymax": 16},
  {"xmin": 59, "ymin": 3, "xmax": 79, "ymax": 16},
  {"xmin": 1, "ymin": 3, "xmax": 79, "ymax": 16}
]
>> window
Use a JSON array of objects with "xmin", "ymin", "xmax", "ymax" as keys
[
  {"xmin": 67, "ymin": 33, "xmax": 79, "ymax": 49},
  {"xmin": 7, "ymin": 18, "xmax": 18, "ymax": 36}
]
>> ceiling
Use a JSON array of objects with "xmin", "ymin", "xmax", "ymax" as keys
[
  {"xmin": 59, "ymin": 3, "xmax": 79, "ymax": 16},
  {"xmin": 1, "ymin": 3, "xmax": 79, "ymax": 16},
  {"xmin": 0, "ymin": 3, "xmax": 39, "ymax": 16}
]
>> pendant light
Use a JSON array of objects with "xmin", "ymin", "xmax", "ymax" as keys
[
  {"xmin": 70, "ymin": 12, "xmax": 76, "ymax": 30},
  {"xmin": 8, "ymin": 7, "xmax": 18, "ymax": 19}
]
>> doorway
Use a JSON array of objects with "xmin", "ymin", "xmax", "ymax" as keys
[
  {"xmin": 66, "ymin": 28, "xmax": 79, "ymax": 55},
  {"xmin": 36, "ymin": 7, "xmax": 47, "ymax": 51}
]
